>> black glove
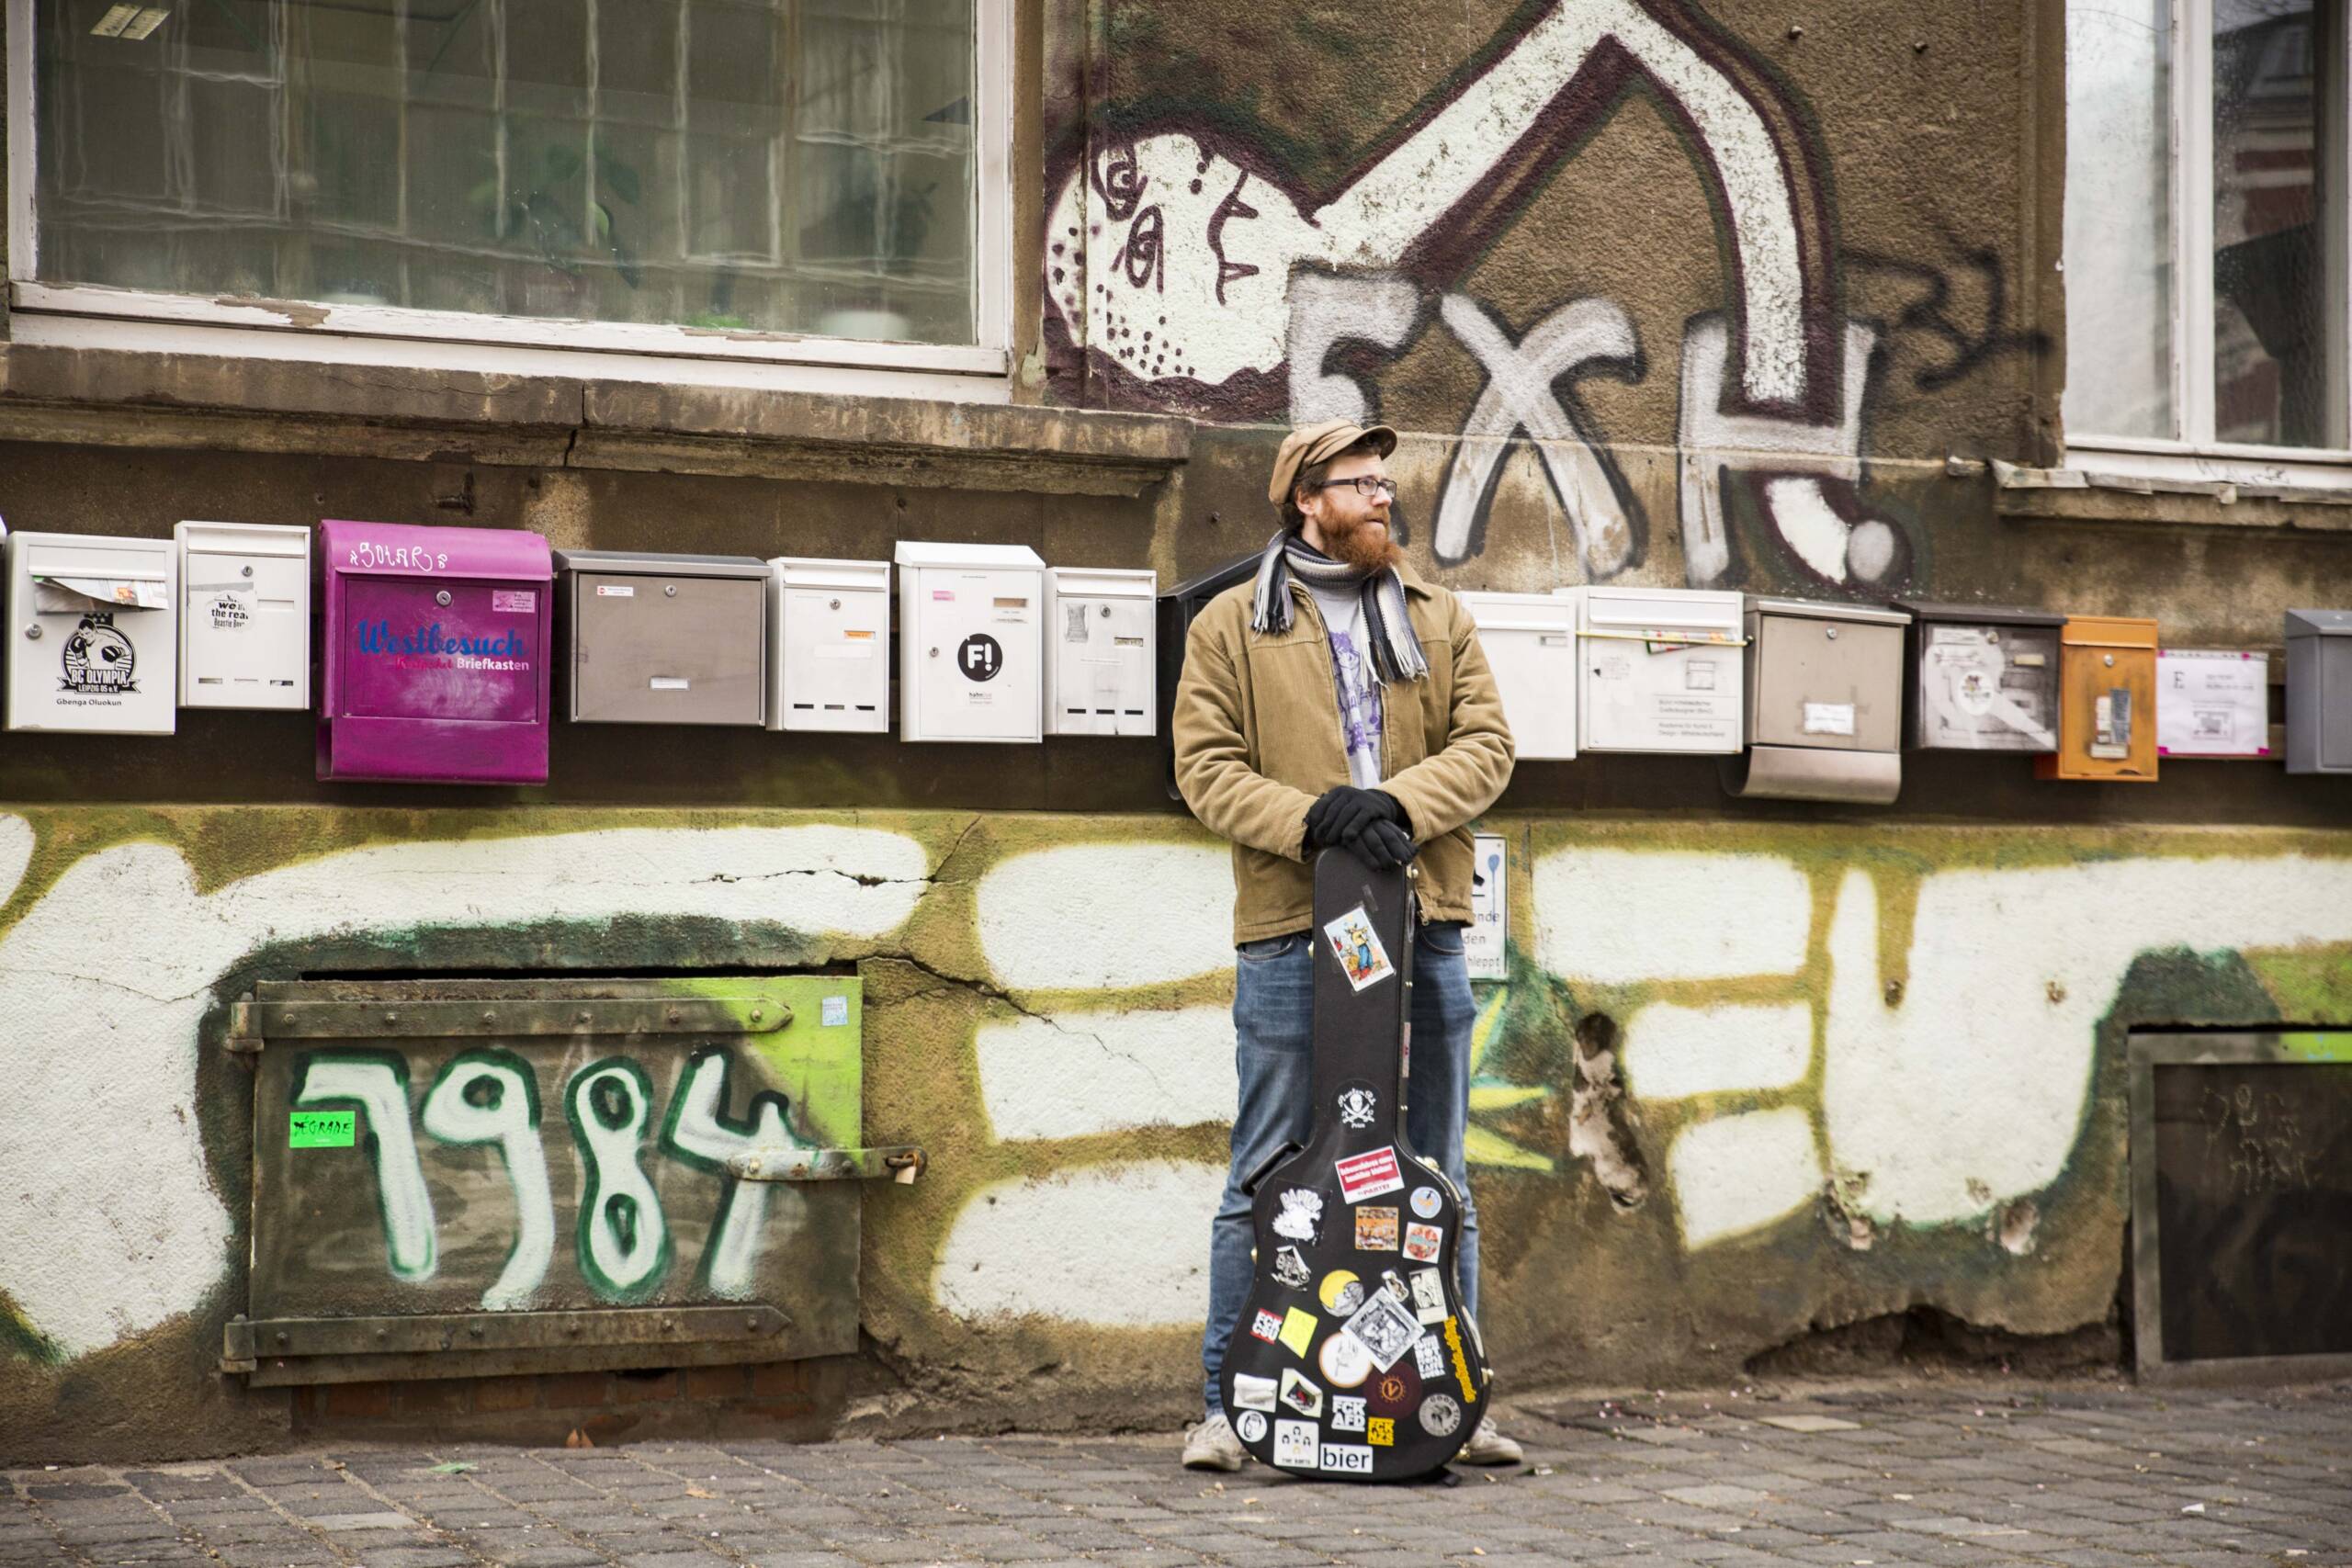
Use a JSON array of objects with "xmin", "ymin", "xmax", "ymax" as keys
[
  {"xmin": 1343, "ymin": 818, "xmax": 1418, "ymax": 872},
  {"xmin": 1305, "ymin": 786, "xmax": 1404, "ymax": 848}
]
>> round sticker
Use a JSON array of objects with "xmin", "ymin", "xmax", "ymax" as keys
[
  {"xmin": 957, "ymin": 632, "xmax": 1004, "ymax": 682},
  {"xmin": 1317, "ymin": 1269, "xmax": 1363, "ymax": 1314},
  {"xmin": 1336, "ymin": 1083, "xmax": 1378, "ymax": 1130},
  {"xmin": 1369, "ymin": 1369, "xmax": 1417, "ymax": 1416},
  {"xmin": 1317, "ymin": 1332, "xmax": 1373, "ymax": 1389},
  {"xmin": 1235, "ymin": 1410, "xmax": 1268, "ymax": 1443},
  {"xmin": 1419, "ymin": 1393, "xmax": 1463, "ymax": 1437},
  {"xmin": 1408, "ymin": 1185, "xmax": 1442, "ymax": 1220}
]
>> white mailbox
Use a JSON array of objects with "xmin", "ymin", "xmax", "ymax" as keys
[
  {"xmin": 1574, "ymin": 584, "xmax": 1745, "ymax": 753},
  {"xmin": 1046, "ymin": 566, "xmax": 1156, "ymax": 736},
  {"xmin": 766, "ymin": 557, "xmax": 891, "ymax": 734},
  {"xmin": 1462, "ymin": 589, "xmax": 1578, "ymax": 760},
  {"xmin": 6, "ymin": 530, "xmax": 179, "ymax": 734},
  {"xmin": 894, "ymin": 541, "xmax": 1045, "ymax": 743},
  {"xmin": 176, "ymin": 521, "xmax": 311, "ymax": 710}
]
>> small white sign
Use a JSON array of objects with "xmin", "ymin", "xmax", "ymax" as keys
[
  {"xmin": 2158, "ymin": 649, "xmax": 2270, "ymax": 757},
  {"xmin": 1802, "ymin": 701, "xmax": 1856, "ymax": 736},
  {"xmin": 1466, "ymin": 833, "xmax": 1507, "ymax": 981},
  {"xmin": 820, "ymin": 995, "xmax": 849, "ymax": 1028},
  {"xmin": 1318, "ymin": 1443, "xmax": 1375, "ymax": 1474},
  {"xmin": 1272, "ymin": 1419, "xmax": 1318, "ymax": 1468}
]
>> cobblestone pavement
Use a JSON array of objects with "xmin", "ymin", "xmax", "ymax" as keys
[{"xmin": 7, "ymin": 1382, "xmax": 2349, "ymax": 1568}]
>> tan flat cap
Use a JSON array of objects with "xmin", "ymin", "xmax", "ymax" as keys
[{"xmin": 1268, "ymin": 419, "xmax": 1397, "ymax": 506}]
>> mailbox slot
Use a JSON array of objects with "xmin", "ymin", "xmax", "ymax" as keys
[
  {"xmin": 1728, "ymin": 595, "xmax": 1906, "ymax": 803},
  {"xmin": 556, "ymin": 550, "xmax": 767, "ymax": 727},
  {"xmin": 1574, "ymin": 585, "xmax": 1745, "ymax": 753},
  {"xmin": 2037, "ymin": 615, "xmax": 2160, "ymax": 783},
  {"xmin": 1462, "ymin": 589, "xmax": 1577, "ymax": 760},
  {"xmin": 1046, "ymin": 567, "xmax": 1156, "ymax": 736},
  {"xmin": 1894, "ymin": 600, "xmax": 2063, "ymax": 752},
  {"xmin": 894, "ymin": 541, "xmax": 1045, "ymax": 744},
  {"xmin": 2287, "ymin": 609, "xmax": 2352, "ymax": 774},
  {"xmin": 767, "ymin": 557, "xmax": 891, "ymax": 734},
  {"xmin": 177, "ymin": 521, "xmax": 311, "ymax": 711},
  {"xmin": 6, "ymin": 530, "xmax": 178, "ymax": 734},
  {"xmin": 319, "ymin": 519, "xmax": 553, "ymax": 784}
]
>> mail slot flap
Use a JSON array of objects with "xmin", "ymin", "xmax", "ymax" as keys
[
  {"xmin": 1051, "ymin": 566, "xmax": 1157, "ymax": 602},
  {"xmin": 1726, "ymin": 745, "xmax": 1903, "ymax": 805},
  {"xmin": 323, "ymin": 518, "xmax": 552, "ymax": 582},
  {"xmin": 25, "ymin": 536, "xmax": 173, "ymax": 612},
  {"xmin": 893, "ymin": 540, "xmax": 1046, "ymax": 571},
  {"xmin": 2060, "ymin": 615, "xmax": 2159, "ymax": 650},
  {"xmin": 1463, "ymin": 590, "xmax": 1577, "ymax": 636},
  {"xmin": 1894, "ymin": 598, "xmax": 2066, "ymax": 631},
  {"xmin": 774, "ymin": 556, "xmax": 890, "ymax": 593},
  {"xmin": 178, "ymin": 520, "xmax": 311, "ymax": 560},
  {"xmin": 1579, "ymin": 585, "xmax": 1743, "ymax": 637},
  {"xmin": 34, "ymin": 575, "xmax": 169, "ymax": 612},
  {"xmin": 1747, "ymin": 595, "xmax": 1909, "ymax": 629},
  {"xmin": 554, "ymin": 549, "xmax": 768, "ymax": 581},
  {"xmin": 2286, "ymin": 609, "xmax": 2352, "ymax": 639}
]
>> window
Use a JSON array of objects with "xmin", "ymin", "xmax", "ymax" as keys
[
  {"xmin": 5, "ymin": 0, "xmax": 1011, "ymax": 380},
  {"xmin": 2065, "ymin": 0, "xmax": 2351, "ymax": 471}
]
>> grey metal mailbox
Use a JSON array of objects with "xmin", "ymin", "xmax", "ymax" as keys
[
  {"xmin": 1895, "ymin": 600, "xmax": 2063, "ymax": 752},
  {"xmin": 557, "ymin": 550, "xmax": 768, "ymax": 726},
  {"xmin": 2287, "ymin": 609, "xmax": 2352, "ymax": 774},
  {"xmin": 1726, "ymin": 595, "xmax": 1905, "ymax": 803}
]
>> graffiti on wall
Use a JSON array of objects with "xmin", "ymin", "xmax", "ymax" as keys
[{"xmin": 1044, "ymin": 0, "xmax": 1961, "ymax": 592}]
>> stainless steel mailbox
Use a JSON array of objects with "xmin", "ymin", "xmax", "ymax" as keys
[
  {"xmin": 557, "ymin": 550, "xmax": 768, "ymax": 727},
  {"xmin": 2287, "ymin": 609, "xmax": 2352, "ymax": 775},
  {"xmin": 1894, "ymin": 600, "xmax": 2063, "ymax": 752},
  {"xmin": 1727, "ymin": 595, "xmax": 1905, "ymax": 803}
]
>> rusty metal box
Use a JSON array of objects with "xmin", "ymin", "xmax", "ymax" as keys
[
  {"xmin": 2037, "ymin": 615, "xmax": 2160, "ymax": 783},
  {"xmin": 557, "ymin": 550, "xmax": 769, "ymax": 726}
]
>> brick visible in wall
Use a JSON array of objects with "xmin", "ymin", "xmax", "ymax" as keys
[
  {"xmin": 614, "ymin": 1371, "xmax": 680, "ymax": 1404},
  {"xmin": 536, "ymin": 1372, "xmax": 615, "ymax": 1411},
  {"xmin": 393, "ymin": 1380, "xmax": 472, "ymax": 1418},
  {"xmin": 322, "ymin": 1382, "xmax": 392, "ymax": 1420},
  {"xmin": 471, "ymin": 1376, "xmax": 539, "ymax": 1414},
  {"xmin": 684, "ymin": 1364, "xmax": 752, "ymax": 1400}
]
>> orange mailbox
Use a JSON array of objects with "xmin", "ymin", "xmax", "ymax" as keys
[{"xmin": 2037, "ymin": 615, "xmax": 2159, "ymax": 783}]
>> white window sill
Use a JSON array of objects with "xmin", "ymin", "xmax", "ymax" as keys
[{"xmin": 2056, "ymin": 438, "xmax": 2352, "ymax": 494}]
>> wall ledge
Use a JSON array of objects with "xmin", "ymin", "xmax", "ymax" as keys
[
  {"xmin": 1967, "ymin": 457, "xmax": 2352, "ymax": 534},
  {"xmin": 0, "ymin": 345, "xmax": 1194, "ymax": 497}
]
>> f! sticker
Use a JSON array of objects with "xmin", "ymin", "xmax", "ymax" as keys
[{"xmin": 1322, "ymin": 904, "xmax": 1395, "ymax": 991}]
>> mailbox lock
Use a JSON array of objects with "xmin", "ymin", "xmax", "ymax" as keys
[
  {"xmin": 435, "ymin": 590, "xmax": 452, "ymax": 608},
  {"xmin": 22, "ymin": 625, "xmax": 38, "ymax": 641},
  {"xmin": 829, "ymin": 598, "xmax": 842, "ymax": 610},
  {"xmin": 929, "ymin": 647, "xmax": 941, "ymax": 659},
  {"xmin": 1825, "ymin": 627, "xmax": 1838, "ymax": 640},
  {"xmin": 1100, "ymin": 604, "xmax": 1112, "ymax": 618},
  {"xmin": 2104, "ymin": 653, "xmax": 2116, "ymax": 667},
  {"xmin": 241, "ymin": 564, "xmax": 254, "ymax": 578},
  {"xmin": 664, "ymin": 584, "xmax": 677, "ymax": 597}
]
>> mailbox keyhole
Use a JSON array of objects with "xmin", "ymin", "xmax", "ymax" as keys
[
  {"xmin": 1825, "ymin": 627, "xmax": 1838, "ymax": 640},
  {"xmin": 241, "ymin": 565, "xmax": 254, "ymax": 579},
  {"xmin": 2104, "ymin": 653, "xmax": 2116, "ymax": 667},
  {"xmin": 664, "ymin": 584, "xmax": 677, "ymax": 597},
  {"xmin": 829, "ymin": 598, "xmax": 842, "ymax": 610},
  {"xmin": 435, "ymin": 590, "xmax": 452, "ymax": 607},
  {"xmin": 1100, "ymin": 604, "xmax": 1112, "ymax": 618}
]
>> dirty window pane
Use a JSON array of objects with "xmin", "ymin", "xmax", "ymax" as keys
[
  {"xmin": 2064, "ymin": 0, "xmax": 2177, "ymax": 441},
  {"xmin": 2212, "ymin": 0, "xmax": 2341, "ymax": 447},
  {"xmin": 32, "ymin": 0, "xmax": 978, "ymax": 346}
]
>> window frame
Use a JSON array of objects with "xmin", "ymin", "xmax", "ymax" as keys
[
  {"xmin": 2066, "ymin": 0, "xmax": 2352, "ymax": 483},
  {"xmin": 3, "ymin": 0, "xmax": 1015, "ymax": 393}
]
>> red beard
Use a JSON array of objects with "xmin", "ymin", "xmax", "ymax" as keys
[{"xmin": 1322, "ymin": 513, "xmax": 1404, "ymax": 574}]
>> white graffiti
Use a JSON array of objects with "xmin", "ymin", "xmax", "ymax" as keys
[
  {"xmin": 419, "ymin": 1053, "xmax": 552, "ymax": 1311},
  {"xmin": 662, "ymin": 1050, "xmax": 809, "ymax": 1298},
  {"xmin": 975, "ymin": 841, "xmax": 1233, "ymax": 990},
  {"xmin": 296, "ymin": 1056, "xmax": 437, "ymax": 1280},
  {"xmin": 973, "ymin": 1005, "xmax": 1234, "ymax": 1142},
  {"xmin": 569, "ymin": 1061, "xmax": 670, "ymax": 1294},
  {"xmin": 933, "ymin": 1159, "xmax": 1224, "ymax": 1326}
]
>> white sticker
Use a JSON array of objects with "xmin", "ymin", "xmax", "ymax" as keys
[
  {"xmin": 1802, "ymin": 701, "xmax": 1856, "ymax": 736},
  {"xmin": 1235, "ymin": 1410, "xmax": 1268, "ymax": 1444},
  {"xmin": 1685, "ymin": 660, "xmax": 1716, "ymax": 691},
  {"xmin": 1466, "ymin": 833, "xmax": 1507, "ymax": 981},
  {"xmin": 1340, "ymin": 1290, "xmax": 1423, "ymax": 1372},
  {"xmin": 1329, "ymin": 1394, "xmax": 1367, "ymax": 1433},
  {"xmin": 1273, "ymin": 1420, "xmax": 1318, "ymax": 1468},
  {"xmin": 649, "ymin": 676, "xmax": 691, "ymax": 691},
  {"xmin": 1414, "ymin": 1332, "xmax": 1446, "ymax": 1377},
  {"xmin": 595, "ymin": 584, "xmax": 635, "ymax": 597},
  {"xmin": 2158, "ymin": 649, "xmax": 2269, "ymax": 757},
  {"xmin": 1410, "ymin": 1269, "xmax": 1447, "ymax": 1325},
  {"xmin": 492, "ymin": 590, "xmax": 536, "ymax": 614},
  {"xmin": 1419, "ymin": 1393, "xmax": 1463, "ymax": 1437},
  {"xmin": 820, "ymin": 995, "xmax": 849, "ymax": 1028},
  {"xmin": 1272, "ymin": 1246, "xmax": 1312, "ymax": 1290},
  {"xmin": 1278, "ymin": 1369, "xmax": 1323, "ymax": 1418},
  {"xmin": 1409, "ymin": 1185, "xmax": 1442, "ymax": 1220},
  {"xmin": 1318, "ymin": 1443, "xmax": 1374, "ymax": 1474},
  {"xmin": 1231, "ymin": 1372, "xmax": 1277, "ymax": 1413},
  {"xmin": 1272, "ymin": 1189, "xmax": 1323, "ymax": 1243},
  {"xmin": 1322, "ymin": 905, "xmax": 1396, "ymax": 992},
  {"xmin": 1403, "ymin": 1222, "xmax": 1442, "ymax": 1263},
  {"xmin": 1318, "ymin": 1333, "xmax": 1373, "ymax": 1389}
]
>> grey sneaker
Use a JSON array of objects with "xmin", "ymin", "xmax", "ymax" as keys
[
  {"xmin": 1456, "ymin": 1416, "xmax": 1523, "ymax": 1465},
  {"xmin": 1181, "ymin": 1412, "xmax": 1247, "ymax": 1472}
]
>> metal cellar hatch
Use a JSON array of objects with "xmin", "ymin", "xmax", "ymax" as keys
[{"xmin": 222, "ymin": 976, "xmax": 922, "ymax": 1387}]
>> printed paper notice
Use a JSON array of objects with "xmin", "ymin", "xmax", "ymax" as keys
[
  {"xmin": 2158, "ymin": 649, "xmax": 2270, "ymax": 757},
  {"xmin": 1335, "ymin": 1145, "xmax": 1406, "ymax": 1203},
  {"xmin": 1466, "ymin": 834, "xmax": 1507, "ymax": 981}
]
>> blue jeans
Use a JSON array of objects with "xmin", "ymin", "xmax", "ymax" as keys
[{"xmin": 1199, "ymin": 922, "xmax": 1480, "ymax": 1417}]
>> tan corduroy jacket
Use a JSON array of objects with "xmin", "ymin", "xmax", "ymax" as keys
[{"xmin": 1172, "ymin": 562, "xmax": 1515, "ymax": 943}]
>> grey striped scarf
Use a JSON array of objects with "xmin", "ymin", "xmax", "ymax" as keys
[{"xmin": 1249, "ymin": 529, "xmax": 1429, "ymax": 684}]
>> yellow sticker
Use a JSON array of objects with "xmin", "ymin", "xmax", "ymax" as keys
[
  {"xmin": 1317, "ymin": 1269, "xmax": 1363, "ymax": 1313},
  {"xmin": 1368, "ymin": 1416, "xmax": 1395, "ymax": 1447},
  {"xmin": 1443, "ymin": 1315, "xmax": 1479, "ymax": 1403},
  {"xmin": 1278, "ymin": 1306, "xmax": 1317, "ymax": 1358}
]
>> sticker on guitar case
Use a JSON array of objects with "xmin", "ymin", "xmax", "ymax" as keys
[
  {"xmin": 1367, "ymin": 1416, "xmax": 1395, "ymax": 1447},
  {"xmin": 1336, "ymin": 1084, "xmax": 1377, "ymax": 1129},
  {"xmin": 1272, "ymin": 1188, "xmax": 1324, "ymax": 1243},
  {"xmin": 1278, "ymin": 1306, "xmax": 1317, "ymax": 1357},
  {"xmin": 1279, "ymin": 1367, "xmax": 1324, "ymax": 1417},
  {"xmin": 1354, "ymin": 1206, "xmax": 1399, "ymax": 1251},
  {"xmin": 1340, "ymin": 1289, "xmax": 1423, "ymax": 1372},
  {"xmin": 1409, "ymin": 1269, "xmax": 1446, "ymax": 1325},
  {"xmin": 1442, "ymin": 1316, "xmax": 1480, "ymax": 1401},
  {"xmin": 1232, "ymin": 1372, "xmax": 1277, "ymax": 1412},
  {"xmin": 1322, "ymin": 905, "xmax": 1395, "ymax": 991},
  {"xmin": 1318, "ymin": 1271, "xmax": 1365, "ymax": 1315},
  {"xmin": 1273, "ymin": 1246, "xmax": 1313, "ymax": 1291},
  {"xmin": 1236, "ymin": 1409, "xmax": 1268, "ymax": 1443},
  {"xmin": 1419, "ymin": 1393, "xmax": 1463, "ymax": 1437},
  {"xmin": 1402, "ymin": 1221, "xmax": 1442, "ymax": 1262},
  {"xmin": 1334, "ymin": 1145, "xmax": 1405, "ymax": 1202},
  {"xmin": 1317, "ymin": 1331, "xmax": 1372, "ymax": 1389},
  {"xmin": 1319, "ymin": 1443, "xmax": 1374, "ymax": 1474},
  {"xmin": 1379, "ymin": 1269, "xmax": 1409, "ymax": 1303},
  {"xmin": 1250, "ymin": 1309, "xmax": 1283, "ymax": 1343},
  {"xmin": 1273, "ymin": 1419, "xmax": 1318, "ymax": 1468},
  {"xmin": 1409, "ymin": 1185, "xmax": 1442, "ymax": 1219},
  {"xmin": 1329, "ymin": 1394, "xmax": 1367, "ymax": 1433},
  {"xmin": 1413, "ymin": 1332, "xmax": 1445, "ymax": 1378}
]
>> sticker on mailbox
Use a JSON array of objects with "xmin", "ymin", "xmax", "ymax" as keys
[
  {"xmin": 492, "ymin": 590, "xmax": 537, "ymax": 613},
  {"xmin": 289, "ymin": 1110, "xmax": 356, "ymax": 1148},
  {"xmin": 595, "ymin": 584, "xmax": 635, "ymax": 598}
]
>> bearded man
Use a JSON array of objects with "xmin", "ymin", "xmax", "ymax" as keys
[{"xmin": 1170, "ymin": 420, "xmax": 1521, "ymax": 1470}]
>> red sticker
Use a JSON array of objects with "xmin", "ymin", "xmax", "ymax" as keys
[
  {"xmin": 1250, "ymin": 1309, "xmax": 1283, "ymax": 1343},
  {"xmin": 1335, "ymin": 1145, "xmax": 1405, "ymax": 1203}
]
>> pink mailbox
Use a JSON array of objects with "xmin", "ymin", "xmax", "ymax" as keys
[{"xmin": 319, "ymin": 520, "xmax": 553, "ymax": 784}]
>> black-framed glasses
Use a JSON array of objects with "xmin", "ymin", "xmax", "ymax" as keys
[{"xmin": 1308, "ymin": 476, "xmax": 1399, "ymax": 499}]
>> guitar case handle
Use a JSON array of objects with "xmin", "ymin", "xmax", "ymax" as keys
[{"xmin": 1238, "ymin": 1140, "xmax": 1303, "ymax": 1197}]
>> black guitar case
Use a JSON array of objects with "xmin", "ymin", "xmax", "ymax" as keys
[{"xmin": 1217, "ymin": 850, "xmax": 1494, "ymax": 1479}]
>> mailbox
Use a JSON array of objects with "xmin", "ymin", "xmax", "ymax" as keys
[
  {"xmin": 1157, "ymin": 552, "xmax": 1262, "ymax": 798},
  {"xmin": 2036, "ymin": 615, "xmax": 2159, "ymax": 783},
  {"xmin": 767, "ymin": 557, "xmax": 891, "ymax": 734},
  {"xmin": 2286, "ymin": 609, "xmax": 2352, "ymax": 774},
  {"xmin": 176, "ymin": 521, "xmax": 311, "ymax": 711},
  {"xmin": 1727, "ymin": 596, "xmax": 1905, "ymax": 803},
  {"xmin": 1575, "ymin": 585, "xmax": 1745, "ymax": 753},
  {"xmin": 319, "ymin": 519, "xmax": 553, "ymax": 785},
  {"xmin": 1046, "ymin": 567, "xmax": 1156, "ymax": 736},
  {"xmin": 1894, "ymin": 601, "xmax": 2062, "ymax": 753},
  {"xmin": 894, "ymin": 541, "xmax": 1045, "ymax": 743},
  {"xmin": 556, "ymin": 550, "xmax": 767, "ymax": 727},
  {"xmin": 1462, "ymin": 589, "xmax": 1577, "ymax": 760},
  {"xmin": 6, "ymin": 530, "xmax": 177, "ymax": 734}
]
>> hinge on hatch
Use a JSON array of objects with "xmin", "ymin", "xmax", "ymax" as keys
[{"xmin": 725, "ymin": 1145, "xmax": 926, "ymax": 1184}]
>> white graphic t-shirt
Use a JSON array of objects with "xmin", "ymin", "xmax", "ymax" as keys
[{"xmin": 1308, "ymin": 583, "xmax": 1384, "ymax": 787}]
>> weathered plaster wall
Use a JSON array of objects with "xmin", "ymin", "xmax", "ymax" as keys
[{"xmin": 6, "ymin": 808, "xmax": 2351, "ymax": 1461}]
